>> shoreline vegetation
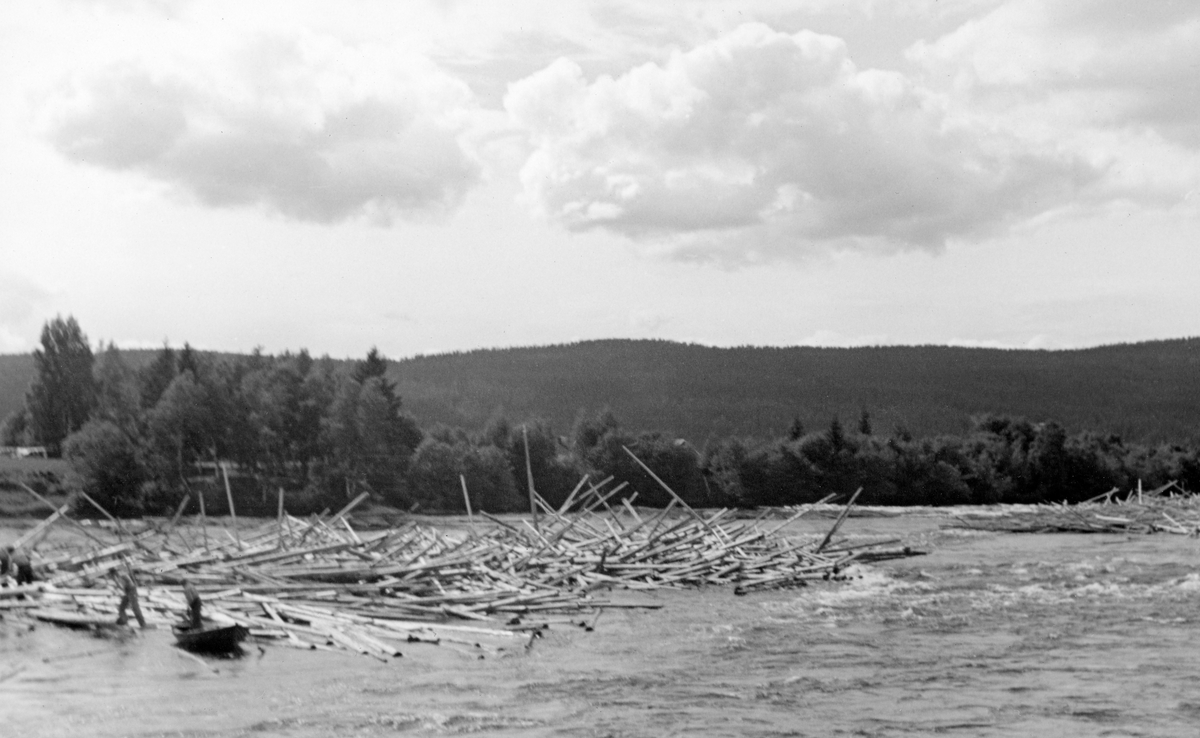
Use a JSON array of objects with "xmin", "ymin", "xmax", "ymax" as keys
[{"xmin": 3, "ymin": 316, "xmax": 1200, "ymax": 521}]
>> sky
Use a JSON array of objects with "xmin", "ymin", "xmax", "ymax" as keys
[{"xmin": 1, "ymin": 0, "xmax": 1198, "ymax": 359}]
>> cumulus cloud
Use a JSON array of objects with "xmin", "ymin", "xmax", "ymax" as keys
[
  {"xmin": 909, "ymin": 1, "xmax": 1200, "ymax": 198},
  {"xmin": 505, "ymin": 22, "xmax": 1101, "ymax": 263},
  {"xmin": 911, "ymin": 1, "xmax": 1200, "ymax": 124},
  {"xmin": 39, "ymin": 33, "xmax": 483, "ymax": 224},
  {"xmin": 0, "ymin": 274, "xmax": 51, "ymax": 353}
]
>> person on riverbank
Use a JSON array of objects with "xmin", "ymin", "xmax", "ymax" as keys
[
  {"xmin": 11, "ymin": 546, "xmax": 35, "ymax": 586},
  {"xmin": 183, "ymin": 578, "xmax": 203, "ymax": 629},
  {"xmin": 115, "ymin": 563, "xmax": 146, "ymax": 628}
]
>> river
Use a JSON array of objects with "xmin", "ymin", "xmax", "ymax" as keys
[{"xmin": 4, "ymin": 511, "xmax": 1200, "ymax": 736}]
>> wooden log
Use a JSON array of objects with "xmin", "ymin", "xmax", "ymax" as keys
[
  {"xmin": 18, "ymin": 483, "xmax": 109, "ymax": 546},
  {"xmin": 523, "ymin": 425, "xmax": 540, "ymax": 530},
  {"xmin": 78, "ymin": 491, "xmax": 130, "ymax": 539},
  {"xmin": 622, "ymin": 447, "xmax": 718, "ymax": 536},
  {"xmin": 556, "ymin": 476, "xmax": 592, "ymax": 515},
  {"xmin": 277, "ymin": 488, "xmax": 286, "ymax": 542},
  {"xmin": 161, "ymin": 494, "xmax": 192, "ymax": 541},
  {"xmin": 221, "ymin": 462, "xmax": 241, "ymax": 549},
  {"xmin": 460, "ymin": 475, "xmax": 476, "ymax": 532},
  {"xmin": 0, "ymin": 584, "xmax": 46, "ymax": 600},
  {"xmin": 761, "ymin": 494, "xmax": 838, "ymax": 537},
  {"xmin": 330, "ymin": 491, "xmax": 371, "ymax": 524},
  {"xmin": 815, "ymin": 487, "xmax": 863, "ymax": 553},
  {"xmin": 197, "ymin": 486, "xmax": 209, "ymax": 550},
  {"xmin": 13, "ymin": 504, "xmax": 70, "ymax": 549}
]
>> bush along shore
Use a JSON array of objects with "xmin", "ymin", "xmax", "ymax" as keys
[{"xmin": 5, "ymin": 317, "xmax": 1200, "ymax": 520}]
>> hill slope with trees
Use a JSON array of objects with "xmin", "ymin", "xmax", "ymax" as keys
[
  {"xmin": 6, "ymin": 337, "xmax": 1200, "ymax": 446},
  {"xmin": 388, "ymin": 338, "xmax": 1200, "ymax": 445},
  {"xmin": 5, "ymin": 322, "xmax": 1200, "ymax": 515}
]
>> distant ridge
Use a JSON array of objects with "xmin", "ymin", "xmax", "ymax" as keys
[
  {"xmin": 4, "ymin": 338, "xmax": 1199, "ymax": 444},
  {"xmin": 387, "ymin": 337, "xmax": 1200, "ymax": 444}
]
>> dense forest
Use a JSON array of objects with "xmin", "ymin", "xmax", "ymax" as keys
[
  {"xmin": 390, "ymin": 339, "xmax": 1200, "ymax": 446},
  {"xmin": 3, "ymin": 318, "xmax": 1200, "ymax": 518},
  {"xmin": 8, "ymin": 337, "xmax": 1200, "ymax": 447}
]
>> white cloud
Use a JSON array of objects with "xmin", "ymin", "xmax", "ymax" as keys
[
  {"xmin": 37, "ymin": 31, "xmax": 485, "ymax": 224},
  {"xmin": 796, "ymin": 330, "xmax": 891, "ymax": 348},
  {"xmin": 0, "ymin": 326, "xmax": 29, "ymax": 354},
  {"xmin": 629, "ymin": 309, "xmax": 672, "ymax": 334},
  {"xmin": 0, "ymin": 273, "xmax": 51, "ymax": 353},
  {"xmin": 506, "ymin": 22, "xmax": 1102, "ymax": 263},
  {"xmin": 0, "ymin": 273, "xmax": 49, "ymax": 322},
  {"xmin": 908, "ymin": 0, "xmax": 1200, "ymax": 200},
  {"xmin": 944, "ymin": 335, "xmax": 1069, "ymax": 350}
]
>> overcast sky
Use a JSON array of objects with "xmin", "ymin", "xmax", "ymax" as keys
[{"xmin": 1, "ymin": 0, "xmax": 1198, "ymax": 358}]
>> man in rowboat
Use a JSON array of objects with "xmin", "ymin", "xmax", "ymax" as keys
[{"xmin": 183, "ymin": 578, "xmax": 203, "ymax": 629}]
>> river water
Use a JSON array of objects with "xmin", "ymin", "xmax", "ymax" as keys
[{"xmin": 4, "ymin": 512, "xmax": 1200, "ymax": 737}]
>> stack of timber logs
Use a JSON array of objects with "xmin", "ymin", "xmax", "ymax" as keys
[
  {"xmin": 949, "ymin": 481, "xmax": 1200, "ymax": 534},
  {"xmin": 2, "ymin": 474, "xmax": 915, "ymax": 660}
]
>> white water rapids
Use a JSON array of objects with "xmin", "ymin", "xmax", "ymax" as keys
[{"xmin": 4, "ymin": 512, "xmax": 1200, "ymax": 736}]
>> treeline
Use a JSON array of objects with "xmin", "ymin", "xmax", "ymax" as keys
[
  {"xmin": 705, "ymin": 413, "xmax": 1200, "ymax": 506},
  {"xmin": 4, "ymin": 317, "xmax": 1200, "ymax": 518},
  {"xmin": 9, "ymin": 337, "xmax": 1200, "ymax": 447}
]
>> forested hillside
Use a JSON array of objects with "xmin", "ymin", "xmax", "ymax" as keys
[
  {"xmin": 0, "ymin": 350, "xmax": 161, "ymax": 424},
  {"xmin": 6, "ymin": 329, "xmax": 1200, "ymax": 515},
  {"xmin": 388, "ymin": 338, "xmax": 1200, "ymax": 445},
  {"xmin": 5, "ymin": 338, "xmax": 1200, "ymax": 445}
]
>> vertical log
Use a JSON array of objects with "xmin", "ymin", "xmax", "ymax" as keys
[
  {"xmin": 523, "ymin": 425, "xmax": 539, "ymax": 530},
  {"xmin": 221, "ymin": 462, "xmax": 241, "ymax": 549},
  {"xmin": 278, "ymin": 487, "xmax": 286, "ymax": 545},
  {"xmin": 816, "ymin": 487, "xmax": 863, "ymax": 553},
  {"xmin": 197, "ymin": 487, "xmax": 209, "ymax": 550},
  {"xmin": 460, "ymin": 475, "xmax": 475, "ymax": 532}
]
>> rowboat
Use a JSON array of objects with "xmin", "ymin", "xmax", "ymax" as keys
[{"xmin": 172, "ymin": 622, "xmax": 249, "ymax": 653}]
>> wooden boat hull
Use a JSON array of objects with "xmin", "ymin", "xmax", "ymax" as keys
[{"xmin": 172, "ymin": 623, "xmax": 249, "ymax": 653}]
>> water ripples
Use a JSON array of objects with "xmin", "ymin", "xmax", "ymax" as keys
[{"xmin": 7, "ymin": 527, "xmax": 1200, "ymax": 736}]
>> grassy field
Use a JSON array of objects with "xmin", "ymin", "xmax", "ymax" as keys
[
  {"xmin": 0, "ymin": 456, "xmax": 71, "ymax": 475},
  {"xmin": 0, "ymin": 456, "xmax": 73, "ymax": 516}
]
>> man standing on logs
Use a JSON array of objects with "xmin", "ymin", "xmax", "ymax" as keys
[
  {"xmin": 1, "ymin": 544, "xmax": 11, "ymax": 584},
  {"xmin": 183, "ymin": 578, "xmax": 203, "ymax": 629},
  {"xmin": 11, "ymin": 546, "xmax": 35, "ymax": 586},
  {"xmin": 114, "ymin": 562, "xmax": 146, "ymax": 628}
]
